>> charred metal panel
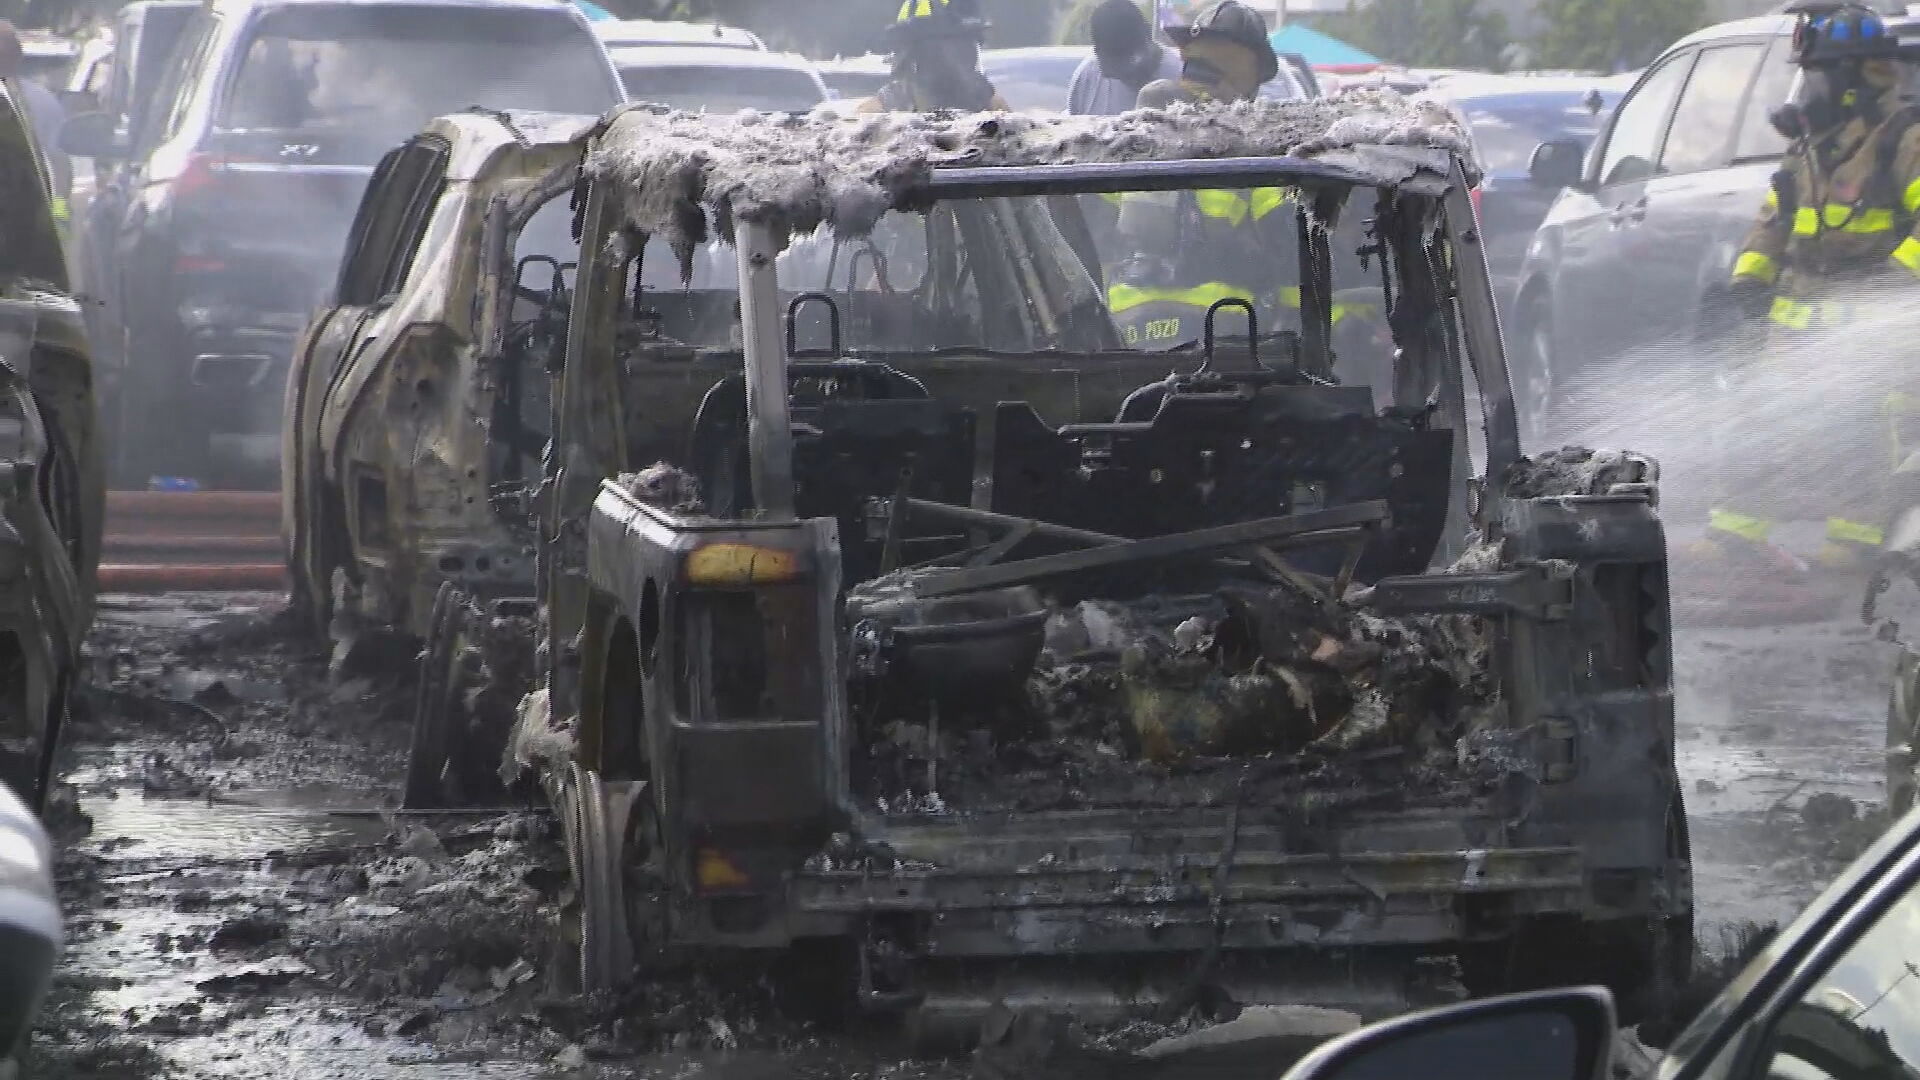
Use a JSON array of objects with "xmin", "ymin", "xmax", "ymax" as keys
[{"xmin": 586, "ymin": 482, "xmax": 845, "ymax": 913}]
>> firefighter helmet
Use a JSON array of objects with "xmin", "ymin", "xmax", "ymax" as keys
[
  {"xmin": 1163, "ymin": 0, "xmax": 1279, "ymax": 84},
  {"xmin": 887, "ymin": 0, "xmax": 988, "ymax": 47},
  {"xmin": 1787, "ymin": 2, "xmax": 1904, "ymax": 66}
]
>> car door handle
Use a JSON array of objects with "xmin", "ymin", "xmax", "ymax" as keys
[{"xmin": 1609, "ymin": 197, "xmax": 1648, "ymax": 226}]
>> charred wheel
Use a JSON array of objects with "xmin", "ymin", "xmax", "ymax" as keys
[
  {"xmin": 553, "ymin": 759, "xmax": 658, "ymax": 994},
  {"xmin": 403, "ymin": 582, "xmax": 496, "ymax": 808}
]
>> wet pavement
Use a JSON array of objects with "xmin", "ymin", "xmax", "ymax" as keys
[{"xmin": 20, "ymin": 577, "xmax": 1907, "ymax": 1078}]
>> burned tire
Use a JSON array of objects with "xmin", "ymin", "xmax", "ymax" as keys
[
  {"xmin": 401, "ymin": 583, "xmax": 498, "ymax": 808},
  {"xmin": 554, "ymin": 760, "xmax": 651, "ymax": 993}
]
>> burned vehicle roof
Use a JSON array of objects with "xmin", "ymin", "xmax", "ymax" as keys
[
  {"xmin": 425, "ymin": 108, "xmax": 599, "ymax": 180},
  {"xmin": 583, "ymin": 92, "xmax": 1478, "ymax": 273}
]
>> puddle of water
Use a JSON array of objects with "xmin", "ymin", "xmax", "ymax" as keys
[{"xmin": 85, "ymin": 787, "xmax": 394, "ymax": 862}]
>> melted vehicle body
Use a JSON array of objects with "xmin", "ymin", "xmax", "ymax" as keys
[
  {"xmin": 515, "ymin": 99, "xmax": 1687, "ymax": 1031},
  {"xmin": 0, "ymin": 80, "xmax": 104, "ymax": 812},
  {"xmin": 283, "ymin": 109, "xmax": 597, "ymax": 805}
]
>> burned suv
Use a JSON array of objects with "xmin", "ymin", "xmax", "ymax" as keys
[
  {"xmin": 283, "ymin": 109, "xmax": 594, "ymax": 804},
  {"xmin": 505, "ymin": 100, "xmax": 1689, "ymax": 1029}
]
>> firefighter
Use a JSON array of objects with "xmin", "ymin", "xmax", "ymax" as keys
[
  {"xmin": 1108, "ymin": 2, "xmax": 1292, "ymax": 352},
  {"xmin": 1136, "ymin": 0, "xmax": 1276, "ymax": 109},
  {"xmin": 1701, "ymin": 1, "xmax": 1920, "ymax": 585},
  {"xmin": 858, "ymin": 0, "xmax": 1008, "ymax": 114}
]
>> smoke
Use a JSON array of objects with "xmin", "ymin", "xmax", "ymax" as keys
[{"xmin": 1538, "ymin": 281, "xmax": 1920, "ymax": 533}]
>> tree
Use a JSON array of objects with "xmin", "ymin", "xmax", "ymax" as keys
[
  {"xmin": 1303, "ymin": 0, "xmax": 1511, "ymax": 73},
  {"xmin": 1532, "ymin": 0, "xmax": 1710, "ymax": 73}
]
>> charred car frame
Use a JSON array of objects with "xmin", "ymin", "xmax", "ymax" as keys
[
  {"xmin": 283, "ymin": 109, "xmax": 593, "ymax": 805},
  {"xmin": 516, "ymin": 101, "xmax": 1691, "ymax": 1032}
]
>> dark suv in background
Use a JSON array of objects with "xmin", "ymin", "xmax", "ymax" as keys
[{"xmin": 60, "ymin": 0, "xmax": 623, "ymax": 488}]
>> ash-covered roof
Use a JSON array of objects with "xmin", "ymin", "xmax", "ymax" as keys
[{"xmin": 582, "ymin": 92, "xmax": 1475, "ymax": 272}]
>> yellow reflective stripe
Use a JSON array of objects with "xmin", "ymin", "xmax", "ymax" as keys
[
  {"xmin": 1732, "ymin": 251, "xmax": 1778, "ymax": 284},
  {"xmin": 1194, "ymin": 189, "xmax": 1249, "ymax": 226},
  {"xmin": 1278, "ymin": 285, "xmax": 1301, "ymax": 308},
  {"xmin": 1709, "ymin": 508, "xmax": 1773, "ymax": 543},
  {"xmin": 1905, "ymin": 176, "xmax": 1920, "ymax": 214},
  {"xmin": 1769, "ymin": 296, "xmax": 1814, "ymax": 330},
  {"xmin": 48, "ymin": 196, "xmax": 68, "ymax": 223},
  {"xmin": 1827, "ymin": 517, "xmax": 1886, "ymax": 547},
  {"xmin": 1109, "ymin": 281, "xmax": 1253, "ymax": 315},
  {"xmin": 897, "ymin": 0, "xmax": 936, "ymax": 19},
  {"xmin": 1793, "ymin": 206, "xmax": 1898, "ymax": 234},
  {"xmin": 1893, "ymin": 236, "xmax": 1920, "ymax": 278},
  {"xmin": 1098, "ymin": 191, "xmax": 1126, "ymax": 207},
  {"xmin": 1765, "ymin": 187, "xmax": 1780, "ymax": 210},
  {"xmin": 1249, "ymin": 187, "xmax": 1287, "ymax": 221}
]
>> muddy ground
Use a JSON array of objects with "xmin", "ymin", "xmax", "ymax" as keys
[{"xmin": 20, "ymin": 573, "xmax": 1906, "ymax": 1079}]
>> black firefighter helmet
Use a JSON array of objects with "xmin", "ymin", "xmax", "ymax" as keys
[
  {"xmin": 886, "ymin": 0, "xmax": 989, "ymax": 49},
  {"xmin": 1785, "ymin": 1, "xmax": 1905, "ymax": 66},
  {"xmin": 1163, "ymin": 0, "xmax": 1280, "ymax": 84}
]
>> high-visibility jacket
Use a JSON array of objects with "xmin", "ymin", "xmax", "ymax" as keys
[
  {"xmin": 1732, "ymin": 87, "xmax": 1920, "ymax": 334},
  {"xmin": 1106, "ymin": 184, "xmax": 1296, "ymax": 349}
]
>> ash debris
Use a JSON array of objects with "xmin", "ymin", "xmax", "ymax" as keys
[
  {"xmin": 585, "ymin": 93, "xmax": 1471, "ymax": 278},
  {"xmin": 852, "ymin": 573, "xmax": 1499, "ymax": 815},
  {"xmin": 1503, "ymin": 445, "xmax": 1652, "ymax": 500},
  {"xmin": 619, "ymin": 461, "xmax": 705, "ymax": 513}
]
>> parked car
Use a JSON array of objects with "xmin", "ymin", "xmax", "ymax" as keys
[
  {"xmin": 1432, "ymin": 74, "xmax": 1626, "ymax": 309},
  {"xmin": 0, "ymin": 82, "xmax": 104, "ymax": 815},
  {"xmin": 592, "ymin": 17, "xmax": 763, "ymax": 51},
  {"xmin": 59, "ymin": 0, "xmax": 623, "ymax": 491},
  {"xmin": 818, "ymin": 54, "xmax": 890, "ymax": 103},
  {"xmin": 980, "ymin": 46, "xmax": 1088, "ymax": 112},
  {"xmin": 1511, "ymin": 14, "xmax": 1797, "ymax": 428},
  {"xmin": 284, "ymin": 109, "xmax": 589, "ymax": 804},
  {"xmin": 62, "ymin": 1, "xmax": 198, "ymax": 303},
  {"xmin": 1283, "ymin": 798, "xmax": 1920, "ymax": 1080},
  {"xmin": 0, "ymin": 781, "xmax": 60, "ymax": 1080},
  {"xmin": 17, "ymin": 31, "xmax": 78, "ymax": 90},
  {"xmin": 612, "ymin": 45, "xmax": 826, "ymax": 113}
]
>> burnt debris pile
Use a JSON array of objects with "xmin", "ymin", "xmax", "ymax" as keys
[{"xmin": 849, "ymin": 576, "xmax": 1495, "ymax": 815}]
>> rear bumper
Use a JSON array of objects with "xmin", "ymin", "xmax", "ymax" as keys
[
  {"xmin": 793, "ymin": 843, "xmax": 1588, "ymax": 956},
  {"xmin": 681, "ymin": 806, "xmax": 1676, "ymax": 955}
]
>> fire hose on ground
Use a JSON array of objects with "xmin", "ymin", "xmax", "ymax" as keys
[{"xmin": 99, "ymin": 490, "xmax": 287, "ymax": 593}]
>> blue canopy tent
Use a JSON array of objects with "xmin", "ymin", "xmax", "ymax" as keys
[{"xmin": 1269, "ymin": 23, "xmax": 1381, "ymax": 71}]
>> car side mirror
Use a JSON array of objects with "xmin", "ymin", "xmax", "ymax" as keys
[
  {"xmin": 58, "ymin": 111, "xmax": 125, "ymax": 160},
  {"xmin": 1529, "ymin": 138, "xmax": 1586, "ymax": 189},
  {"xmin": 1279, "ymin": 987, "xmax": 1616, "ymax": 1080}
]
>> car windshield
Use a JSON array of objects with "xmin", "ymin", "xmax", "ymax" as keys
[
  {"xmin": 218, "ymin": 5, "xmax": 614, "ymax": 152},
  {"xmin": 1461, "ymin": 98, "xmax": 1610, "ymax": 173},
  {"xmin": 618, "ymin": 64, "xmax": 822, "ymax": 112}
]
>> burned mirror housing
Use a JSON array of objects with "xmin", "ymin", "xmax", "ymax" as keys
[
  {"xmin": 1528, "ymin": 139, "xmax": 1585, "ymax": 189},
  {"xmin": 1279, "ymin": 986, "xmax": 1616, "ymax": 1080}
]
